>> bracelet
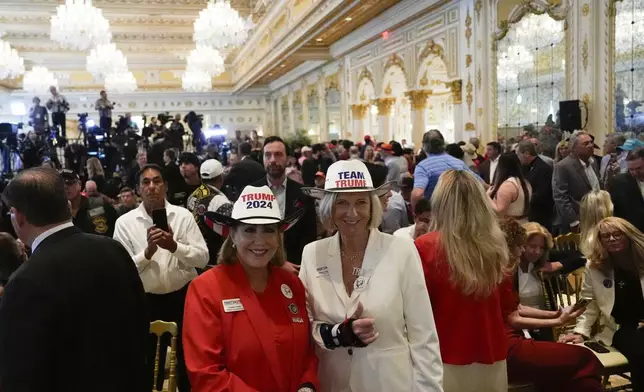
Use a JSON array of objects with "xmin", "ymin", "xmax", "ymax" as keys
[{"xmin": 320, "ymin": 319, "xmax": 368, "ymax": 349}]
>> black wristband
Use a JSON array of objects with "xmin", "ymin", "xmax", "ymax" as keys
[{"xmin": 320, "ymin": 319, "xmax": 368, "ymax": 349}]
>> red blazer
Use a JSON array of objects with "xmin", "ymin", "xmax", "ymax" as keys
[{"xmin": 183, "ymin": 263, "xmax": 319, "ymax": 392}]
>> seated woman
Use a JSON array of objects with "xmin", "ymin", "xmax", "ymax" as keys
[
  {"xmin": 416, "ymin": 169, "xmax": 508, "ymax": 392},
  {"xmin": 182, "ymin": 185, "xmax": 319, "ymax": 392},
  {"xmin": 499, "ymin": 218, "xmax": 603, "ymax": 392},
  {"xmin": 561, "ymin": 217, "xmax": 644, "ymax": 391},
  {"xmin": 299, "ymin": 159, "xmax": 443, "ymax": 392}
]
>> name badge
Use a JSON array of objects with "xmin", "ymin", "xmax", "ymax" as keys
[
  {"xmin": 88, "ymin": 206, "xmax": 105, "ymax": 217},
  {"xmin": 316, "ymin": 266, "xmax": 329, "ymax": 277},
  {"xmin": 222, "ymin": 298, "xmax": 244, "ymax": 313}
]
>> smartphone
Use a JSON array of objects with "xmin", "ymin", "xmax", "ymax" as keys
[
  {"xmin": 152, "ymin": 208, "xmax": 169, "ymax": 232},
  {"xmin": 571, "ymin": 298, "xmax": 593, "ymax": 312},
  {"xmin": 584, "ymin": 341, "xmax": 610, "ymax": 354}
]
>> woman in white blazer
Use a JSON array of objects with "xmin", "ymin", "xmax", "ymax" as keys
[
  {"xmin": 560, "ymin": 217, "xmax": 644, "ymax": 390},
  {"xmin": 299, "ymin": 159, "xmax": 443, "ymax": 392}
]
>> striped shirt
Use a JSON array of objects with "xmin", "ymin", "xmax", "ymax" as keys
[{"xmin": 413, "ymin": 153, "xmax": 481, "ymax": 198}]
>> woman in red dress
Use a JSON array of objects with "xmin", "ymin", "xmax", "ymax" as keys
[
  {"xmin": 415, "ymin": 169, "xmax": 510, "ymax": 392},
  {"xmin": 183, "ymin": 185, "xmax": 319, "ymax": 392}
]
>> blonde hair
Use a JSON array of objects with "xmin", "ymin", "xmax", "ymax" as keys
[
  {"xmin": 318, "ymin": 191, "xmax": 383, "ymax": 231},
  {"xmin": 587, "ymin": 217, "xmax": 644, "ymax": 275},
  {"xmin": 555, "ymin": 140, "xmax": 569, "ymax": 162},
  {"xmin": 86, "ymin": 157, "xmax": 105, "ymax": 178},
  {"xmin": 430, "ymin": 170, "xmax": 509, "ymax": 297},
  {"xmin": 522, "ymin": 222, "xmax": 554, "ymax": 270},
  {"xmin": 580, "ymin": 190, "xmax": 614, "ymax": 256},
  {"xmin": 217, "ymin": 228, "xmax": 286, "ymax": 267}
]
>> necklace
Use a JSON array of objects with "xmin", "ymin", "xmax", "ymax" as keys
[{"xmin": 341, "ymin": 249, "xmax": 364, "ymax": 263}]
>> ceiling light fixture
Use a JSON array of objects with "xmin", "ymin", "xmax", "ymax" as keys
[
  {"xmin": 86, "ymin": 43, "xmax": 128, "ymax": 78},
  {"xmin": 316, "ymin": 38, "xmax": 323, "ymax": 42},
  {"xmin": 105, "ymin": 71, "xmax": 137, "ymax": 93},
  {"xmin": 280, "ymin": 64, "xmax": 286, "ymax": 68},
  {"xmin": 345, "ymin": 17, "xmax": 353, "ymax": 21},
  {"xmin": 182, "ymin": 70, "xmax": 212, "ymax": 92},
  {"xmin": 185, "ymin": 45, "xmax": 225, "ymax": 77},
  {"xmin": 193, "ymin": 0, "xmax": 255, "ymax": 50},
  {"xmin": 0, "ymin": 39, "xmax": 25, "ymax": 80},
  {"xmin": 23, "ymin": 66, "xmax": 58, "ymax": 95},
  {"xmin": 50, "ymin": 0, "xmax": 112, "ymax": 51}
]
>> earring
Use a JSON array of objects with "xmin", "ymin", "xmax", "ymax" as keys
[{"xmin": 232, "ymin": 243, "xmax": 236, "ymax": 249}]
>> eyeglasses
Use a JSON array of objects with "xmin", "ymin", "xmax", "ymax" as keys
[{"xmin": 599, "ymin": 231, "xmax": 625, "ymax": 241}]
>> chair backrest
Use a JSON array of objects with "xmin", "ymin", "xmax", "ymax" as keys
[
  {"xmin": 150, "ymin": 320, "xmax": 178, "ymax": 392},
  {"xmin": 553, "ymin": 232, "xmax": 581, "ymax": 251},
  {"xmin": 540, "ymin": 267, "xmax": 585, "ymax": 340}
]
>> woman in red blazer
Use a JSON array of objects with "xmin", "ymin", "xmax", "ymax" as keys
[{"xmin": 183, "ymin": 185, "xmax": 319, "ymax": 392}]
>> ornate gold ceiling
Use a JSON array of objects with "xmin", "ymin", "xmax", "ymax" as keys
[{"xmin": 0, "ymin": 0, "xmax": 401, "ymax": 91}]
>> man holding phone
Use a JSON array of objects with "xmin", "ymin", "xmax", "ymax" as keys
[{"xmin": 113, "ymin": 163, "xmax": 208, "ymax": 392}]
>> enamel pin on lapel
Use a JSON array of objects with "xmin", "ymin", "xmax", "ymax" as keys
[
  {"xmin": 281, "ymin": 284, "xmax": 293, "ymax": 299},
  {"xmin": 289, "ymin": 303, "xmax": 299, "ymax": 314},
  {"xmin": 603, "ymin": 279, "xmax": 613, "ymax": 289}
]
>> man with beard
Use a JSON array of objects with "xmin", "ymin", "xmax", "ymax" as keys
[
  {"xmin": 170, "ymin": 152, "xmax": 201, "ymax": 207},
  {"xmin": 252, "ymin": 136, "xmax": 316, "ymax": 270}
]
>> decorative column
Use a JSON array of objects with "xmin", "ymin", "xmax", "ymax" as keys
[
  {"xmin": 276, "ymin": 96, "xmax": 284, "ymax": 137},
  {"xmin": 405, "ymin": 90, "xmax": 432, "ymax": 148},
  {"xmin": 350, "ymin": 104, "xmax": 368, "ymax": 139},
  {"xmin": 287, "ymin": 90, "xmax": 295, "ymax": 136},
  {"xmin": 445, "ymin": 80, "xmax": 464, "ymax": 141},
  {"xmin": 269, "ymin": 97, "xmax": 276, "ymax": 136},
  {"xmin": 300, "ymin": 88, "xmax": 309, "ymax": 135},
  {"xmin": 339, "ymin": 70, "xmax": 349, "ymax": 140},
  {"xmin": 261, "ymin": 97, "xmax": 270, "ymax": 136},
  {"xmin": 373, "ymin": 98, "xmax": 395, "ymax": 142},
  {"xmin": 318, "ymin": 78, "xmax": 329, "ymax": 142}
]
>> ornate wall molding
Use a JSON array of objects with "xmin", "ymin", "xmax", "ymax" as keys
[
  {"xmin": 493, "ymin": 1, "xmax": 568, "ymax": 45},
  {"xmin": 371, "ymin": 98, "xmax": 396, "ymax": 116},
  {"xmin": 445, "ymin": 79, "xmax": 462, "ymax": 104},
  {"xmin": 405, "ymin": 90, "xmax": 432, "ymax": 110},
  {"xmin": 383, "ymin": 53, "xmax": 407, "ymax": 75}
]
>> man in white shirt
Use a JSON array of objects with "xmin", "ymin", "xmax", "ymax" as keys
[
  {"xmin": 113, "ymin": 163, "xmax": 208, "ymax": 392},
  {"xmin": 394, "ymin": 198, "xmax": 432, "ymax": 240}
]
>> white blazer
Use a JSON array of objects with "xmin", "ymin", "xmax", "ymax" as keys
[
  {"xmin": 574, "ymin": 261, "xmax": 644, "ymax": 346},
  {"xmin": 299, "ymin": 229, "xmax": 443, "ymax": 392}
]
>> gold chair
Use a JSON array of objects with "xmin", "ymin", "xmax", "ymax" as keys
[
  {"xmin": 150, "ymin": 320, "xmax": 178, "ymax": 392},
  {"xmin": 540, "ymin": 267, "xmax": 584, "ymax": 339},
  {"xmin": 553, "ymin": 232, "xmax": 581, "ymax": 251}
]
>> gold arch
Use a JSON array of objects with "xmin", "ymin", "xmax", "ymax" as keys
[
  {"xmin": 418, "ymin": 40, "xmax": 446, "ymax": 64},
  {"xmin": 357, "ymin": 68, "xmax": 375, "ymax": 103},
  {"xmin": 383, "ymin": 53, "xmax": 406, "ymax": 75}
]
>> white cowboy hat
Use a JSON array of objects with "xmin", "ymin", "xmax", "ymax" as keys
[
  {"xmin": 204, "ymin": 185, "xmax": 303, "ymax": 237},
  {"xmin": 301, "ymin": 159, "xmax": 393, "ymax": 199}
]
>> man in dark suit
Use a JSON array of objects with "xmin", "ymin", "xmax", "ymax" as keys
[
  {"xmin": 224, "ymin": 141, "xmax": 266, "ymax": 201},
  {"xmin": 301, "ymin": 143, "xmax": 334, "ymax": 187},
  {"xmin": 517, "ymin": 140, "xmax": 555, "ymax": 230},
  {"xmin": 477, "ymin": 141, "xmax": 502, "ymax": 185},
  {"xmin": 0, "ymin": 167, "xmax": 148, "ymax": 392},
  {"xmin": 253, "ymin": 136, "xmax": 317, "ymax": 269},
  {"xmin": 552, "ymin": 131, "xmax": 601, "ymax": 233},
  {"xmin": 610, "ymin": 147, "xmax": 644, "ymax": 232}
]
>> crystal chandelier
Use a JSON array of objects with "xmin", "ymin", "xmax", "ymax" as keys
[
  {"xmin": 511, "ymin": 13, "xmax": 564, "ymax": 49},
  {"xmin": 193, "ymin": 0, "xmax": 255, "ymax": 50},
  {"xmin": 105, "ymin": 71, "xmax": 137, "ymax": 93},
  {"xmin": 186, "ymin": 45, "xmax": 225, "ymax": 77},
  {"xmin": 50, "ymin": 0, "xmax": 112, "ymax": 51},
  {"xmin": 0, "ymin": 39, "xmax": 25, "ymax": 80},
  {"xmin": 23, "ymin": 66, "xmax": 58, "ymax": 95},
  {"xmin": 182, "ymin": 70, "xmax": 212, "ymax": 92},
  {"xmin": 86, "ymin": 43, "xmax": 128, "ymax": 78}
]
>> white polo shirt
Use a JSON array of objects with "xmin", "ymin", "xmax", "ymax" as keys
[{"xmin": 113, "ymin": 201, "xmax": 209, "ymax": 294}]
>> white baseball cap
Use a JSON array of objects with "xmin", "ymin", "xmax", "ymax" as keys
[
  {"xmin": 200, "ymin": 159, "xmax": 224, "ymax": 179},
  {"xmin": 301, "ymin": 159, "xmax": 392, "ymax": 199},
  {"xmin": 204, "ymin": 185, "xmax": 304, "ymax": 236}
]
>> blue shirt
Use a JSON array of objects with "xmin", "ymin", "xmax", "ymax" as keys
[{"xmin": 413, "ymin": 153, "xmax": 481, "ymax": 198}]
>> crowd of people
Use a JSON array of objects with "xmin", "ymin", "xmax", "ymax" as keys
[{"xmin": 0, "ymin": 123, "xmax": 643, "ymax": 392}]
